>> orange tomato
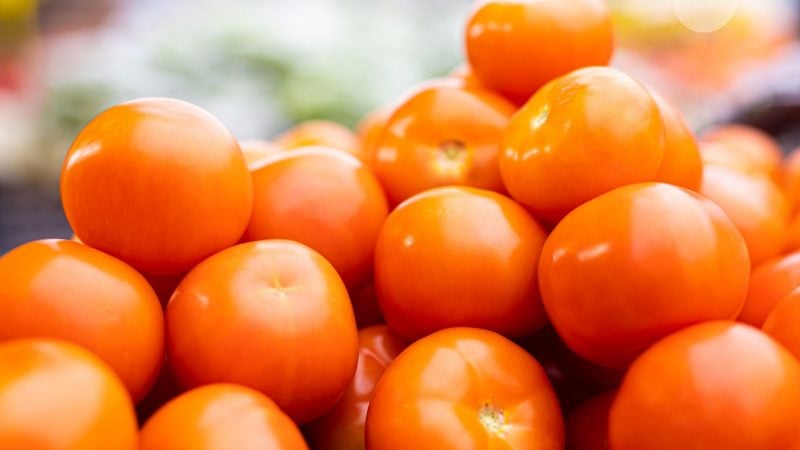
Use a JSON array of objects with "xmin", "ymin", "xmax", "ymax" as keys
[
  {"xmin": 700, "ymin": 124, "xmax": 783, "ymax": 178},
  {"xmin": 356, "ymin": 107, "xmax": 390, "ymax": 167},
  {"xmin": 739, "ymin": 251, "xmax": 800, "ymax": 327},
  {"xmin": 783, "ymin": 212, "xmax": 800, "ymax": 253},
  {"xmin": 0, "ymin": 239, "xmax": 164, "ymax": 402},
  {"xmin": 239, "ymin": 139, "xmax": 283, "ymax": 167},
  {"xmin": 500, "ymin": 67, "xmax": 665, "ymax": 223},
  {"xmin": 650, "ymin": 91, "xmax": 702, "ymax": 191},
  {"xmin": 566, "ymin": 391, "xmax": 614, "ymax": 450},
  {"xmin": 763, "ymin": 288, "xmax": 800, "ymax": 361},
  {"xmin": 371, "ymin": 82, "xmax": 515, "ymax": 206},
  {"xmin": 609, "ymin": 321, "xmax": 800, "ymax": 449},
  {"xmin": 61, "ymin": 97, "xmax": 253, "ymax": 275},
  {"xmin": 540, "ymin": 183, "xmax": 750, "ymax": 368},
  {"xmin": 0, "ymin": 339, "xmax": 137, "ymax": 450},
  {"xmin": 275, "ymin": 120, "xmax": 364, "ymax": 162},
  {"xmin": 305, "ymin": 325, "xmax": 407, "ymax": 450},
  {"xmin": 166, "ymin": 240, "xmax": 359, "ymax": 424},
  {"xmin": 465, "ymin": 0, "xmax": 614, "ymax": 104},
  {"xmin": 349, "ymin": 281, "xmax": 384, "ymax": 329},
  {"xmin": 365, "ymin": 327, "xmax": 564, "ymax": 449},
  {"xmin": 244, "ymin": 148, "xmax": 389, "ymax": 288},
  {"xmin": 783, "ymin": 146, "xmax": 800, "ymax": 212},
  {"xmin": 374, "ymin": 186, "xmax": 548, "ymax": 339},
  {"xmin": 140, "ymin": 384, "xmax": 308, "ymax": 450}
]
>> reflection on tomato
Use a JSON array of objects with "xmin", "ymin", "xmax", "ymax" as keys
[
  {"xmin": 739, "ymin": 251, "xmax": 800, "ymax": 327},
  {"xmin": 566, "ymin": 391, "xmax": 614, "ymax": 450}
]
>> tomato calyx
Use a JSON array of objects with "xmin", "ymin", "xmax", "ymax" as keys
[
  {"xmin": 478, "ymin": 402, "xmax": 508, "ymax": 437},
  {"xmin": 435, "ymin": 139, "xmax": 469, "ymax": 177}
]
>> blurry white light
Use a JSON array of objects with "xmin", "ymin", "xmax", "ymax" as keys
[{"xmin": 673, "ymin": 0, "xmax": 739, "ymax": 33}]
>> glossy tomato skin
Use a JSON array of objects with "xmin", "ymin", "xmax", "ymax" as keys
[
  {"xmin": 140, "ymin": 384, "xmax": 308, "ymax": 450},
  {"xmin": 540, "ymin": 183, "xmax": 750, "ymax": 368},
  {"xmin": 650, "ymin": 91, "xmax": 702, "ymax": 191},
  {"xmin": 0, "ymin": 339, "xmax": 138, "ymax": 450},
  {"xmin": 305, "ymin": 325, "xmax": 407, "ymax": 450},
  {"xmin": 763, "ymin": 288, "xmax": 800, "ymax": 360},
  {"xmin": 275, "ymin": 120, "xmax": 364, "ymax": 162},
  {"xmin": 465, "ymin": 0, "xmax": 614, "ymax": 104},
  {"xmin": 739, "ymin": 251, "xmax": 800, "ymax": 327},
  {"xmin": 244, "ymin": 148, "xmax": 389, "ymax": 288},
  {"xmin": 701, "ymin": 124, "xmax": 783, "ymax": 179},
  {"xmin": 372, "ymin": 82, "xmax": 516, "ymax": 206},
  {"xmin": 0, "ymin": 239, "xmax": 164, "ymax": 402},
  {"xmin": 61, "ymin": 97, "xmax": 253, "ymax": 275},
  {"xmin": 166, "ymin": 240, "xmax": 359, "ymax": 424},
  {"xmin": 566, "ymin": 391, "xmax": 614, "ymax": 450},
  {"xmin": 610, "ymin": 321, "xmax": 800, "ymax": 450},
  {"xmin": 374, "ymin": 187, "xmax": 549, "ymax": 340},
  {"xmin": 500, "ymin": 67, "xmax": 665, "ymax": 223},
  {"xmin": 365, "ymin": 327, "xmax": 564, "ymax": 450}
]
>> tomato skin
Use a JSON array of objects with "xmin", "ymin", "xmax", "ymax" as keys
[
  {"xmin": 540, "ymin": 183, "xmax": 750, "ymax": 368},
  {"xmin": 783, "ymin": 147, "xmax": 800, "ymax": 212},
  {"xmin": 566, "ymin": 391, "xmax": 614, "ymax": 450},
  {"xmin": 275, "ymin": 120, "xmax": 364, "ymax": 162},
  {"xmin": 0, "ymin": 239, "xmax": 164, "ymax": 402},
  {"xmin": 0, "ymin": 339, "xmax": 138, "ymax": 450},
  {"xmin": 650, "ymin": 91, "xmax": 702, "ymax": 191},
  {"xmin": 763, "ymin": 288, "xmax": 800, "ymax": 361},
  {"xmin": 365, "ymin": 327, "xmax": 564, "ymax": 450},
  {"xmin": 465, "ymin": 0, "xmax": 614, "ymax": 104},
  {"xmin": 374, "ymin": 186, "xmax": 549, "ymax": 340},
  {"xmin": 609, "ymin": 321, "xmax": 800, "ymax": 450},
  {"xmin": 739, "ymin": 251, "xmax": 800, "ymax": 327},
  {"xmin": 356, "ymin": 108, "xmax": 390, "ymax": 168},
  {"xmin": 500, "ymin": 67, "xmax": 665, "ymax": 223},
  {"xmin": 166, "ymin": 240, "xmax": 359, "ymax": 425},
  {"xmin": 305, "ymin": 325, "xmax": 407, "ymax": 450},
  {"xmin": 140, "ymin": 383, "xmax": 308, "ymax": 450},
  {"xmin": 701, "ymin": 124, "xmax": 783, "ymax": 179}
]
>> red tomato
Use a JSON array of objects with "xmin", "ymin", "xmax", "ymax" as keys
[
  {"xmin": 610, "ymin": 321, "xmax": 800, "ymax": 449},
  {"xmin": 61, "ymin": 97, "xmax": 253, "ymax": 275},
  {"xmin": 244, "ymin": 148, "xmax": 389, "ymax": 288},
  {"xmin": 566, "ymin": 391, "xmax": 614, "ymax": 450},
  {"xmin": 701, "ymin": 124, "xmax": 783, "ymax": 179},
  {"xmin": 739, "ymin": 251, "xmax": 800, "ymax": 326},
  {"xmin": 365, "ymin": 327, "xmax": 564, "ymax": 449},
  {"xmin": 166, "ymin": 240, "xmax": 359, "ymax": 424},
  {"xmin": 305, "ymin": 325, "xmax": 407, "ymax": 450},
  {"xmin": 375, "ymin": 187, "xmax": 549, "ymax": 339},
  {"xmin": 275, "ymin": 120, "xmax": 364, "ymax": 162},
  {"xmin": 140, "ymin": 384, "xmax": 308, "ymax": 450},
  {"xmin": 0, "ymin": 239, "xmax": 164, "ymax": 402},
  {"xmin": 540, "ymin": 183, "xmax": 750, "ymax": 368},
  {"xmin": 0, "ymin": 339, "xmax": 138, "ymax": 450},
  {"xmin": 650, "ymin": 91, "xmax": 702, "ymax": 191}
]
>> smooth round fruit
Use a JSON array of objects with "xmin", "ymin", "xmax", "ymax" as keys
[
  {"xmin": 609, "ymin": 321, "xmax": 800, "ymax": 450},
  {"xmin": 465, "ymin": 0, "xmax": 614, "ymax": 104},
  {"xmin": 701, "ymin": 124, "xmax": 782, "ymax": 179},
  {"xmin": 140, "ymin": 384, "xmax": 308, "ymax": 450},
  {"xmin": 566, "ymin": 391, "xmax": 614, "ymax": 450},
  {"xmin": 239, "ymin": 139, "xmax": 282, "ymax": 167},
  {"xmin": 61, "ymin": 97, "xmax": 253, "ymax": 275},
  {"xmin": 375, "ymin": 186, "xmax": 548, "ymax": 339},
  {"xmin": 0, "ymin": 239, "xmax": 164, "ymax": 402},
  {"xmin": 650, "ymin": 91, "xmax": 702, "ymax": 190},
  {"xmin": 0, "ymin": 339, "xmax": 137, "ymax": 450},
  {"xmin": 500, "ymin": 67, "xmax": 665, "ymax": 222},
  {"xmin": 365, "ymin": 327, "xmax": 564, "ymax": 450},
  {"xmin": 540, "ymin": 183, "xmax": 750, "ymax": 368},
  {"xmin": 275, "ymin": 120, "xmax": 364, "ymax": 162},
  {"xmin": 783, "ymin": 213, "xmax": 800, "ymax": 253},
  {"xmin": 739, "ymin": 251, "xmax": 800, "ymax": 327},
  {"xmin": 305, "ymin": 325, "xmax": 407, "ymax": 450},
  {"xmin": 372, "ymin": 82, "xmax": 515, "ymax": 206},
  {"xmin": 166, "ymin": 240, "xmax": 359, "ymax": 424},
  {"xmin": 763, "ymin": 288, "xmax": 800, "ymax": 361}
]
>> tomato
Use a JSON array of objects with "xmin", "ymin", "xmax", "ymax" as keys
[
  {"xmin": 0, "ymin": 239, "xmax": 164, "ymax": 402},
  {"xmin": 783, "ymin": 146, "xmax": 800, "ymax": 212},
  {"xmin": 763, "ymin": 287, "xmax": 800, "ymax": 361},
  {"xmin": 140, "ymin": 384, "xmax": 308, "ymax": 450},
  {"xmin": 465, "ymin": 0, "xmax": 614, "ymax": 104},
  {"xmin": 447, "ymin": 63, "xmax": 485, "ymax": 89},
  {"xmin": 305, "ymin": 325, "xmax": 407, "ymax": 450},
  {"xmin": 739, "ymin": 251, "xmax": 800, "ymax": 326},
  {"xmin": 239, "ymin": 139, "xmax": 283, "ymax": 167},
  {"xmin": 244, "ymin": 148, "xmax": 389, "ymax": 288},
  {"xmin": 365, "ymin": 327, "xmax": 564, "ymax": 449},
  {"xmin": 500, "ymin": 67, "xmax": 665, "ymax": 223},
  {"xmin": 540, "ymin": 183, "xmax": 750, "ymax": 368},
  {"xmin": 356, "ymin": 107, "xmax": 390, "ymax": 167},
  {"xmin": 783, "ymin": 212, "xmax": 800, "ymax": 253},
  {"xmin": 0, "ymin": 339, "xmax": 137, "ymax": 450},
  {"xmin": 275, "ymin": 119, "xmax": 364, "ymax": 162},
  {"xmin": 349, "ymin": 281, "xmax": 384, "ymax": 329},
  {"xmin": 699, "ymin": 165, "xmax": 789, "ymax": 265},
  {"xmin": 650, "ymin": 91, "xmax": 702, "ymax": 191},
  {"xmin": 375, "ymin": 186, "xmax": 548, "ymax": 339},
  {"xmin": 61, "ymin": 97, "xmax": 253, "ymax": 275},
  {"xmin": 371, "ymin": 82, "xmax": 515, "ymax": 206},
  {"xmin": 701, "ymin": 124, "xmax": 783, "ymax": 179},
  {"xmin": 166, "ymin": 240, "xmax": 359, "ymax": 424},
  {"xmin": 566, "ymin": 391, "xmax": 614, "ymax": 450},
  {"xmin": 609, "ymin": 321, "xmax": 800, "ymax": 450}
]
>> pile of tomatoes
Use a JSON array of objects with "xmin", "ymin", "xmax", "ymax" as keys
[{"xmin": 3, "ymin": 1, "xmax": 800, "ymax": 449}]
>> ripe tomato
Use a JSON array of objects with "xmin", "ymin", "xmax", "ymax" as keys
[
  {"xmin": 349, "ymin": 281, "xmax": 384, "ymax": 329},
  {"xmin": 465, "ymin": 0, "xmax": 614, "ymax": 104},
  {"xmin": 500, "ymin": 67, "xmax": 665, "ymax": 223},
  {"xmin": 275, "ymin": 119, "xmax": 364, "ymax": 162},
  {"xmin": 365, "ymin": 327, "xmax": 564, "ymax": 449},
  {"xmin": 140, "ymin": 384, "xmax": 307, "ymax": 450},
  {"xmin": 609, "ymin": 321, "xmax": 800, "ymax": 450},
  {"xmin": 650, "ymin": 91, "xmax": 702, "ymax": 191},
  {"xmin": 738, "ymin": 251, "xmax": 800, "ymax": 326},
  {"xmin": 374, "ymin": 186, "xmax": 548, "ymax": 339},
  {"xmin": 371, "ymin": 82, "xmax": 516, "ymax": 206},
  {"xmin": 61, "ymin": 97, "xmax": 253, "ymax": 275},
  {"xmin": 566, "ymin": 391, "xmax": 614, "ymax": 450},
  {"xmin": 700, "ymin": 124, "xmax": 783, "ymax": 179},
  {"xmin": 699, "ymin": 165, "xmax": 789, "ymax": 265},
  {"xmin": 0, "ymin": 239, "xmax": 164, "ymax": 402},
  {"xmin": 540, "ymin": 183, "xmax": 750, "ymax": 368},
  {"xmin": 356, "ymin": 107, "xmax": 390, "ymax": 167},
  {"xmin": 763, "ymin": 288, "xmax": 800, "ymax": 359},
  {"xmin": 305, "ymin": 325, "xmax": 407, "ymax": 450},
  {"xmin": 783, "ymin": 146, "xmax": 800, "ymax": 212},
  {"xmin": 783, "ymin": 213, "xmax": 800, "ymax": 253},
  {"xmin": 0, "ymin": 339, "xmax": 137, "ymax": 450},
  {"xmin": 239, "ymin": 139, "xmax": 282, "ymax": 167},
  {"xmin": 244, "ymin": 148, "xmax": 389, "ymax": 288},
  {"xmin": 166, "ymin": 240, "xmax": 359, "ymax": 424}
]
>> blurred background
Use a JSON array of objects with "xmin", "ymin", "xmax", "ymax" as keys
[{"xmin": 1, "ymin": 0, "xmax": 799, "ymax": 252}]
